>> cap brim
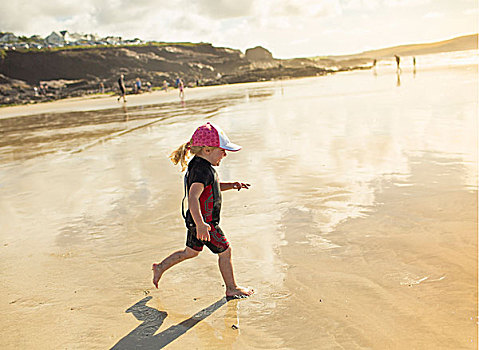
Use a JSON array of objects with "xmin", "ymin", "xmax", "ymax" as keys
[{"xmin": 221, "ymin": 142, "xmax": 242, "ymax": 151}]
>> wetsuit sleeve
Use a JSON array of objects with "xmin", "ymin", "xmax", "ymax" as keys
[{"xmin": 187, "ymin": 167, "xmax": 213, "ymax": 188}]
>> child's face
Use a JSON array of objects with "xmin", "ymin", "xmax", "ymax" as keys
[{"xmin": 204, "ymin": 147, "xmax": 227, "ymax": 166}]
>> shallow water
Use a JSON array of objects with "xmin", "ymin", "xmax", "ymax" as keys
[{"xmin": 0, "ymin": 60, "xmax": 477, "ymax": 349}]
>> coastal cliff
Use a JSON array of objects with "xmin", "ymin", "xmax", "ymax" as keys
[
  {"xmin": 0, "ymin": 33, "xmax": 476, "ymax": 106},
  {"xmin": 0, "ymin": 42, "xmax": 370, "ymax": 105}
]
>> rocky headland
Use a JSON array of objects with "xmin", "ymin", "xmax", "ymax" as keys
[{"xmin": 0, "ymin": 34, "xmax": 476, "ymax": 106}]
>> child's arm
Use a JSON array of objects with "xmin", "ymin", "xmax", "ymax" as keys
[
  {"xmin": 188, "ymin": 182, "xmax": 211, "ymax": 241},
  {"xmin": 220, "ymin": 182, "xmax": 251, "ymax": 191}
]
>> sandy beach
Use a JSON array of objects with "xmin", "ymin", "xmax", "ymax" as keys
[
  {"xmin": 0, "ymin": 83, "xmax": 258, "ymax": 119},
  {"xmin": 0, "ymin": 57, "xmax": 477, "ymax": 349}
]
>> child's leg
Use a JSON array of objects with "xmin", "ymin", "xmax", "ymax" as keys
[
  {"xmin": 218, "ymin": 247, "xmax": 254, "ymax": 298},
  {"xmin": 152, "ymin": 247, "xmax": 199, "ymax": 288}
]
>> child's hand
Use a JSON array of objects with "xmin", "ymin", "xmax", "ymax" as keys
[
  {"xmin": 233, "ymin": 182, "xmax": 250, "ymax": 191},
  {"xmin": 196, "ymin": 222, "xmax": 211, "ymax": 241}
]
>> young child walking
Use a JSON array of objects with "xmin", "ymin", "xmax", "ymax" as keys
[{"xmin": 152, "ymin": 122, "xmax": 254, "ymax": 298}]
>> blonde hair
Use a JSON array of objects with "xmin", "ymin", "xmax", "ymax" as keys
[{"xmin": 170, "ymin": 142, "xmax": 217, "ymax": 171}]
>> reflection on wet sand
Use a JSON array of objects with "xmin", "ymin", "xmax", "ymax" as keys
[
  {"xmin": 0, "ymin": 60, "xmax": 476, "ymax": 349},
  {"xmin": 272, "ymin": 151, "xmax": 477, "ymax": 348},
  {"xmin": 0, "ymin": 89, "xmax": 274, "ymax": 164}
]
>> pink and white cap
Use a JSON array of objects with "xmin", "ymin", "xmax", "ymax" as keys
[{"xmin": 190, "ymin": 122, "xmax": 241, "ymax": 151}]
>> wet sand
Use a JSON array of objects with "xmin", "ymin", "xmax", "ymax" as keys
[
  {"xmin": 0, "ymin": 83, "xmax": 270, "ymax": 120},
  {"xmin": 0, "ymin": 63, "xmax": 477, "ymax": 349}
]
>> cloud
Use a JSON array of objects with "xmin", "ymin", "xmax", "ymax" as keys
[
  {"xmin": 0, "ymin": 0, "xmax": 475, "ymax": 58},
  {"xmin": 340, "ymin": 0, "xmax": 381, "ymax": 11},
  {"xmin": 463, "ymin": 8, "xmax": 479, "ymax": 16},
  {"xmin": 423, "ymin": 12, "xmax": 445, "ymax": 19},
  {"xmin": 386, "ymin": 0, "xmax": 431, "ymax": 8},
  {"xmin": 193, "ymin": 0, "xmax": 255, "ymax": 19},
  {"xmin": 341, "ymin": 0, "xmax": 431, "ymax": 10},
  {"xmin": 263, "ymin": 0, "xmax": 342, "ymax": 18}
]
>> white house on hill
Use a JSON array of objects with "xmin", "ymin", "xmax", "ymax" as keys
[
  {"xmin": 0, "ymin": 32, "xmax": 19, "ymax": 43},
  {"xmin": 58, "ymin": 31, "xmax": 99, "ymax": 44},
  {"xmin": 104, "ymin": 36, "xmax": 122, "ymax": 45},
  {"xmin": 45, "ymin": 32, "xmax": 64, "ymax": 45}
]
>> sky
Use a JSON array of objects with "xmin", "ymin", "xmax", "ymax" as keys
[{"xmin": 0, "ymin": 0, "xmax": 477, "ymax": 58}]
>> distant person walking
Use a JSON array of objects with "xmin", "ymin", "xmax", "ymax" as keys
[
  {"xmin": 178, "ymin": 79, "xmax": 185, "ymax": 99},
  {"xmin": 162, "ymin": 80, "xmax": 169, "ymax": 92},
  {"xmin": 117, "ymin": 74, "xmax": 127, "ymax": 102},
  {"xmin": 394, "ymin": 55, "xmax": 401, "ymax": 72}
]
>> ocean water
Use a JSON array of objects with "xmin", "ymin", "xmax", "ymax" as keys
[
  {"xmin": 0, "ymin": 50, "xmax": 477, "ymax": 349},
  {"xmin": 374, "ymin": 48, "xmax": 479, "ymax": 70}
]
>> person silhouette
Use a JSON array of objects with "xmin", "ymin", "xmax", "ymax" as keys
[
  {"xmin": 117, "ymin": 74, "xmax": 127, "ymax": 102},
  {"xmin": 178, "ymin": 79, "xmax": 185, "ymax": 99}
]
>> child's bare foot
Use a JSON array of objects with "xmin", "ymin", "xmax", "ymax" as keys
[
  {"xmin": 226, "ymin": 286, "xmax": 255, "ymax": 299},
  {"xmin": 152, "ymin": 263, "xmax": 165, "ymax": 288}
]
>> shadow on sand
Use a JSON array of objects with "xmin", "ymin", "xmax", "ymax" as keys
[{"xmin": 111, "ymin": 296, "xmax": 232, "ymax": 349}]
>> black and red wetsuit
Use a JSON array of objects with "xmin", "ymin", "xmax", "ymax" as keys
[{"xmin": 184, "ymin": 156, "xmax": 229, "ymax": 253}]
